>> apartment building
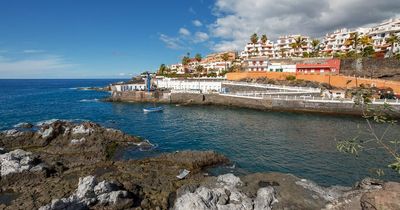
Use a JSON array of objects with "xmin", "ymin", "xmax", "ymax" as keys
[
  {"xmin": 369, "ymin": 18, "xmax": 400, "ymax": 53},
  {"xmin": 321, "ymin": 28, "xmax": 370, "ymax": 54},
  {"xmin": 240, "ymin": 40, "xmax": 276, "ymax": 58}
]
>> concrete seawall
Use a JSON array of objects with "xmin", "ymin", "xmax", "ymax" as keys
[{"xmin": 107, "ymin": 91, "xmax": 400, "ymax": 117}]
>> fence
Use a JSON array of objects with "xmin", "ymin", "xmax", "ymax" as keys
[{"xmin": 222, "ymin": 81, "xmax": 321, "ymax": 93}]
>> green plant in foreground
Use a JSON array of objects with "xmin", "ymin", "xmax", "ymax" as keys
[{"xmin": 336, "ymin": 87, "xmax": 400, "ymax": 176}]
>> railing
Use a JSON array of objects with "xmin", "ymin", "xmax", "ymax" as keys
[
  {"xmin": 222, "ymin": 81, "xmax": 321, "ymax": 93},
  {"xmin": 219, "ymin": 92, "xmax": 400, "ymax": 105}
]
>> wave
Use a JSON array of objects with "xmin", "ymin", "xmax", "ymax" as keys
[{"xmin": 79, "ymin": 98, "xmax": 99, "ymax": 102}]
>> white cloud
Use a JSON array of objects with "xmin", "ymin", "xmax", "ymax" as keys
[
  {"xmin": 179, "ymin": 28, "xmax": 191, "ymax": 36},
  {"xmin": 159, "ymin": 34, "xmax": 185, "ymax": 50},
  {"xmin": 23, "ymin": 49, "xmax": 45, "ymax": 53},
  {"xmin": 209, "ymin": 0, "xmax": 400, "ymax": 51},
  {"xmin": 0, "ymin": 55, "xmax": 77, "ymax": 78},
  {"xmin": 192, "ymin": 20, "xmax": 203, "ymax": 27},
  {"xmin": 193, "ymin": 32, "xmax": 209, "ymax": 43}
]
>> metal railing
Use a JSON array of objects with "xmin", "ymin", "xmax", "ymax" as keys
[{"xmin": 222, "ymin": 81, "xmax": 321, "ymax": 93}]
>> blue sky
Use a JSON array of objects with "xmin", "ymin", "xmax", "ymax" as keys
[
  {"xmin": 1, "ymin": 0, "xmax": 399, "ymax": 78},
  {"xmin": 0, "ymin": 0, "xmax": 215, "ymax": 78}
]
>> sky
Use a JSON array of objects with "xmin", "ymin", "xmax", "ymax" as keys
[{"xmin": 0, "ymin": 0, "xmax": 399, "ymax": 79}]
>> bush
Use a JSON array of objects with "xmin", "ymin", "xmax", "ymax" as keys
[{"xmin": 286, "ymin": 75, "xmax": 296, "ymax": 81}]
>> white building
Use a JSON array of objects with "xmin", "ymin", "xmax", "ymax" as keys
[
  {"xmin": 155, "ymin": 78, "xmax": 223, "ymax": 93},
  {"xmin": 275, "ymin": 35, "xmax": 312, "ymax": 57},
  {"xmin": 267, "ymin": 63, "xmax": 297, "ymax": 72},
  {"xmin": 243, "ymin": 57, "xmax": 270, "ymax": 71},
  {"xmin": 368, "ymin": 18, "xmax": 400, "ymax": 54},
  {"xmin": 240, "ymin": 40, "xmax": 276, "ymax": 58},
  {"xmin": 200, "ymin": 61, "xmax": 231, "ymax": 74},
  {"xmin": 322, "ymin": 28, "xmax": 370, "ymax": 54},
  {"xmin": 111, "ymin": 83, "xmax": 146, "ymax": 92},
  {"xmin": 169, "ymin": 63, "xmax": 185, "ymax": 74}
]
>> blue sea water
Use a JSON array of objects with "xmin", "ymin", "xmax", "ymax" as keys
[{"xmin": 1, "ymin": 79, "xmax": 399, "ymax": 187}]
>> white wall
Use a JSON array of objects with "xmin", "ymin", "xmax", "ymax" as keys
[{"xmin": 156, "ymin": 78, "xmax": 222, "ymax": 92}]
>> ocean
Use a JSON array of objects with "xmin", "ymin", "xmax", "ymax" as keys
[{"xmin": 1, "ymin": 79, "xmax": 399, "ymax": 186}]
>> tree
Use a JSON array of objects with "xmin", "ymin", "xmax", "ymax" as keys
[
  {"xmin": 311, "ymin": 39, "xmax": 321, "ymax": 57},
  {"xmin": 337, "ymin": 86, "xmax": 400, "ymax": 177},
  {"xmin": 290, "ymin": 36, "xmax": 307, "ymax": 57},
  {"xmin": 279, "ymin": 48, "xmax": 286, "ymax": 58},
  {"xmin": 195, "ymin": 53, "xmax": 202, "ymax": 62},
  {"xmin": 158, "ymin": 64, "xmax": 167, "ymax": 75},
  {"xmin": 345, "ymin": 32, "xmax": 362, "ymax": 53},
  {"xmin": 386, "ymin": 33, "xmax": 400, "ymax": 57},
  {"xmin": 250, "ymin": 33, "xmax": 259, "ymax": 56},
  {"xmin": 221, "ymin": 53, "xmax": 230, "ymax": 71},
  {"xmin": 362, "ymin": 46, "xmax": 375, "ymax": 58},
  {"xmin": 360, "ymin": 35, "xmax": 373, "ymax": 52},
  {"xmin": 261, "ymin": 34, "xmax": 268, "ymax": 45}
]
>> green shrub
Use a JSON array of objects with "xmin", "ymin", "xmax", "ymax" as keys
[{"xmin": 286, "ymin": 75, "xmax": 296, "ymax": 81}]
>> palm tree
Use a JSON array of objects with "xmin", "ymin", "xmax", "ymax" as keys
[
  {"xmin": 311, "ymin": 39, "xmax": 321, "ymax": 57},
  {"xmin": 279, "ymin": 48, "xmax": 286, "ymax": 58},
  {"xmin": 195, "ymin": 53, "xmax": 202, "ymax": 62},
  {"xmin": 261, "ymin": 34, "xmax": 268, "ymax": 45},
  {"xmin": 290, "ymin": 36, "xmax": 307, "ymax": 57},
  {"xmin": 360, "ymin": 35, "xmax": 373, "ymax": 52},
  {"xmin": 250, "ymin": 33, "xmax": 259, "ymax": 56},
  {"xmin": 221, "ymin": 52, "xmax": 230, "ymax": 72},
  {"xmin": 386, "ymin": 33, "xmax": 400, "ymax": 57},
  {"xmin": 345, "ymin": 32, "xmax": 361, "ymax": 53}
]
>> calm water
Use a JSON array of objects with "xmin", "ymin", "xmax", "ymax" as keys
[{"xmin": 1, "ymin": 79, "xmax": 399, "ymax": 186}]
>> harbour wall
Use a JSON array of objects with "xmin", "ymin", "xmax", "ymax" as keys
[
  {"xmin": 108, "ymin": 91, "xmax": 400, "ymax": 117},
  {"xmin": 226, "ymin": 72, "xmax": 400, "ymax": 93}
]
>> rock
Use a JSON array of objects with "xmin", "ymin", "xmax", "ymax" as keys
[
  {"xmin": 96, "ymin": 190, "xmax": 131, "ymax": 206},
  {"xmin": 0, "ymin": 149, "xmax": 38, "ymax": 176},
  {"xmin": 356, "ymin": 177, "xmax": 384, "ymax": 190},
  {"xmin": 72, "ymin": 125, "xmax": 94, "ymax": 135},
  {"xmin": 360, "ymin": 182, "xmax": 400, "ymax": 210},
  {"xmin": 30, "ymin": 163, "xmax": 49, "ymax": 173},
  {"xmin": 217, "ymin": 173, "xmax": 242, "ymax": 187},
  {"xmin": 0, "ymin": 147, "xmax": 6, "ymax": 154},
  {"xmin": 14, "ymin": 122, "xmax": 34, "ymax": 128},
  {"xmin": 94, "ymin": 180, "xmax": 120, "ymax": 195},
  {"xmin": 39, "ymin": 195, "xmax": 87, "ymax": 210},
  {"xmin": 70, "ymin": 137, "xmax": 86, "ymax": 145},
  {"xmin": 2, "ymin": 129, "xmax": 22, "ymax": 137},
  {"xmin": 76, "ymin": 176, "xmax": 97, "ymax": 199},
  {"xmin": 295, "ymin": 179, "xmax": 345, "ymax": 201},
  {"xmin": 174, "ymin": 174, "xmax": 263, "ymax": 210},
  {"xmin": 39, "ymin": 126, "xmax": 54, "ymax": 139},
  {"xmin": 254, "ymin": 187, "xmax": 277, "ymax": 210}
]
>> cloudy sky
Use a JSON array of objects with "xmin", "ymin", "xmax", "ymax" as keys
[{"xmin": 0, "ymin": 0, "xmax": 399, "ymax": 78}]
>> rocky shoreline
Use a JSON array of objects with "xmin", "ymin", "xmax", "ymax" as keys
[{"xmin": 0, "ymin": 121, "xmax": 399, "ymax": 209}]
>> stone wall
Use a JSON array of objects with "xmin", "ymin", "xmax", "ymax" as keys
[
  {"xmin": 109, "ymin": 92, "xmax": 400, "ymax": 117},
  {"xmin": 340, "ymin": 58, "xmax": 400, "ymax": 80}
]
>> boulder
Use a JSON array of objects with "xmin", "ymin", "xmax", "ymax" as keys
[
  {"xmin": 174, "ymin": 174, "xmax": 272, "ymax": 210},
  {"xmin": 13, "ymin": 122, "xmax": 34, "ymax": 128},
  {"xmin": 217, "ymin": 173, "xmax": 242, "ymax": 187},
  {"xmin": 2, "ymin": 129, "xmax": 22, "ymax": 137},
  {"xmin": 76, "ymin": 176, "xmax": 97, "ymax": 199},
  {"xmin": 72, "ymin": 125, "xmax": 94, "ymax": 135},
  {"xmin": 0, "ymin": 149, "xmax": 38, "ymax": 176},
  {"xmin": 360, "ymin": 182, "xmax": 400, "ymax": 210},
  {"xmin": 70, "ymin": 138, "xmax": 86, "ymax": 145},
  {"xmin": 254, "ymin": 187, "xmax": 277, "ymax": 210},
  {"xmin": 39, "ymin": 127, "xmax": 54, "ymax": 139},
  {"xmin": 39, "ymin": 195, "xmax": 87, "ymax": 210},
  {"xmin": 94, "ymin": 180, "xmax": 120, "ymax": 195},
  {"xmin": 97, "ymin": 190, "xmax": 132, "ymax": 206}
]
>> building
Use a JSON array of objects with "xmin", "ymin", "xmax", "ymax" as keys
[
  {"xmin": 240, "ymin": 40, "xmax": 276, "ymax": 58},
  {"xmin": 275, "ymin": 35, "xmax": 312, "ymax": 58},
  {"xmin": 267, "ymin": 63, "xmax": 297, "ymax": 72},
  {"xmin": 296, "ymin": 59, "xmax": 341, "ymax": 74},
  {"xmin": 111, "ymin": 83, "xmax": 146, "ymax": 92},
  {"xmin": 243, "ymin": 57, "xmax": 270, "ymax": 71},
  {"xmin": 321, "ymin": 28, "xmax": 370, "ymax": 54},
  {"xmin": 169, "ymin": 63, "xmax": 185, "ymax": 74},
  {"xmin": 155, "ymin": 78, "xmax": 224, "ymax": 93},
  {"xmin": 368, "ymin": 18, "xmax": 400, "ymax": 54},
  {"xmin": 202, "ymin": 51, "xmax": 236, "ymax": 63}
]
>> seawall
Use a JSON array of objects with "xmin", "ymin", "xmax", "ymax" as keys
[{"xmin": 107, "ymin": 91, "xmax": 400, "ymax": 117}]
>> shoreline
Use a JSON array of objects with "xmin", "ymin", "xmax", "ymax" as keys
[
  {"xmin": 106, "ymin": 91, "xmax": 400, "ymax": 118},
  {"xmin": 1, "ymin": 120, "xmax": 399, "ymax": 209}
]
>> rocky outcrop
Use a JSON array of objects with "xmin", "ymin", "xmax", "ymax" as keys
[
  {"xmin": 0, "ymin": 149, "xmax": 46, "ymax": 176},
  {"xmin": 39, "ymin": 175, "xmax": 134, "ymax": 210},
  {"xmin": 174, "ymin": 173, "xmax": 277, "ymax": 210}
]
